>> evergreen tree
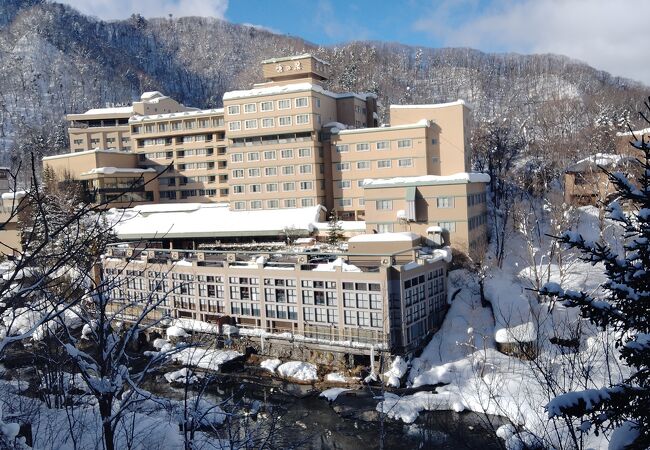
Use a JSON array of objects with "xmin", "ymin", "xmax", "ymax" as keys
[
  {"xmin": 326, "ymin": 210, "xmax": 344, "ymax": 246},
  {"xmin": 540, "ymin": 102, "xmax": 650, "ymax": 449}
]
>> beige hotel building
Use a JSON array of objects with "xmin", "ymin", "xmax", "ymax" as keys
[{"xmin": 38, "ymin": 54, "xmax": 490, "ymax": 356}]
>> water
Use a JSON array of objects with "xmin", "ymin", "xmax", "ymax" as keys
[{"xmin": 144, "ymin": 373, "xmax": 506, "ymax": 450}]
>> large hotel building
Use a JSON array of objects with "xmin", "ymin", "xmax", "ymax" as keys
[{"xmin": 38, "ymin": 54, "xmax": 489, "ymax": 357}]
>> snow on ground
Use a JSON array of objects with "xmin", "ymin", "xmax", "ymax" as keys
[
  {"xmin": 382, "ymin": 205, "xmax": 628, "ymax": 448},
  {"xmin": 259, "ymin": 358, "xmax": 281, "ymax": 373},
  {"xmin": 171, "ymin": 347, "xmax": 242, "ymax": 371},
  {"xmin": 325, "ymin": 372, "xmax": 347, "ymax": 383},
  {"xmin": 164, "ymin": 368, "xmax": 200, "ymax": 385},
  {"xmin": 276, "ymin": 361, "xmax": 318, "ymax": 382},
  {"xmin": 483, "ymin": 270, "xmax": 537, "ymax": 344},
  {"xmin": 320, "ymin": 388, "xmax": 350, "ymax": 401}
]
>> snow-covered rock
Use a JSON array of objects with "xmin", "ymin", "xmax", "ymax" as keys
[
  {"xmin": 277, "ymin": 361, "xmax": 318, "ymax": 381},
  {"xmin": 320, "ymin": 387, "xmax": 350, "ymax": 401},
  {"xmin": 259, "ymin": 358, "xmax": 281, "ymax": 373}
]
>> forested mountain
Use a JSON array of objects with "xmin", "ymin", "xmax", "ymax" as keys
[{"xmin": 1, "ymin": 0, "xmax": 648, "ymax": 170}]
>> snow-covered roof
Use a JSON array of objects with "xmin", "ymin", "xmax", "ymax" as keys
[
  {"xmin": 42, "ymin": 148, "xmax": 125, "ymax": 161},
  {"xmin": 129, "ymin": 108, "xmax": 224, "ymax": 123},
  {"xmin": 566, "ymin": 153, "xmax": 635, "ymax": 173},
  {"xmin": 312, "ymin": 257, "xmax": 361, "ymax": 273},
  {"xmin": 389, "ymin": 100, "xmax": 468, "ymax": 110},
  {"xmin": 109, "ymin": 203, "xmax": 324, "ymax": 240},
  {"xmin": 223, "ymin": 82, "xmax": 376, "ymax": 102},
  {"xmin": 140, "ymin": 91, "xmax": 165, "ymax": 101},
  {"xmin": 261, "ymin": 53, "xmax": 330, "ymax": 66},
  {"xmin": 426, "ymin": 226, "xmax": 443, "ymax": 233},
  {"xmin": 80, "ymin": 106, "xmax": 134, "ymax": 116},
  {"xmin": 362, "ymin": 172, "xmax": 491, "ymax": 188},
  {"xmin": 80, "ymin": 167, "xmax": 157, "ymax": 176},
  {"xmin": 348, "ymin": 232, "xmax": 420, "ymax": 243},
  {"xmin": 332, "ymin": 119, "xmax": 430, "ymax": 135}
]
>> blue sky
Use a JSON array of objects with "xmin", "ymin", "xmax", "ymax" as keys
[{"xmin": 58, "ymin": 0, "xmax": 650, "ymax": 85}]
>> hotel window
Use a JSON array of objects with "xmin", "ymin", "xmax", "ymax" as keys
[
  {"xmin": 299, "ymin": 164, "xmax": 312, "ymax": 174},
  {"xmin": 231, "ymin": 153, "xmax": 243, "ymax": 163},
  {"xmin": 250, "ymin": 200, "xmax": 262, "ymax": 209},
  {"xmin": 397, "ymin": 139, "xmax": 412, "ymax": 149},
  {"xmin": 296, "ymin": 114, "xmax": 309, "ymax": 124},
  {"xmin": 335, "ymin": 144, "xmax": 349, "ymax": 153},
  {"xmin": 144, "ymin": 124, "xmax": 154, "ymax": 133},
  {"xmin": 232, "ymin": 169, "xmax": 244, "ymax": 178},
  {"xmin": 398, "ymin": 158, "xmax": 413, "ymax": 167},
  {"xmin": 356, "ymin": 143, "xmax": 370, "ymax": 152},
  {"xmin": 339, "ymin": 199, "xmax": 352, "ymax": 207},
  {"xmin": 357, "ymin": 161, "xmax": 371, "ymax": 170},
  {"xmin": 298, "ymin": 148, "xmax": 311, "ymax": 157},
  {"xmin": 260, "ymin": 101, "xmax": 273, "ymax": 112},
  {"xmin": 249, "ymin": 184, "xmax": 262, "ymax": 193},
  {"xmin": 263, "ymin": 150, "xmax": 276, "ymax": 160},
  {"xmin": 227, "ymin": 105, "xmax": 240, "ymax": 115},
  {"xmin": 336, "ymin": 162, "xmax": 350, "ymax": 171},
  {"xmin": 212, "ymin": 117, "xmax": 225, "ymax": 127},
  {"xmin": 377, "ymin": 223, "xmax": 393, "ymax": 233},
  {"xmin": 295, "ymin": 97, "xmax": 309, "ymax": 107},
  {"xmin": 247, "ymin": 152, "xmax": 260, "ymax": 161},
  {"xmin": 284, "ymin": 199, "xmax": 296, "ymax": 208},
  {"xmin": 338, "ymin": 180, "xmax": 351, "ymax": 189},
  {"xmin": 376, "ymin": 200, "xmax": 393, "ymax": 210},
  {"xmin": 131, "ymin": 126, "xmax": 142, "ymax": 134},
  {"xmin": 281, "ymin": 149, "xmax": 293, "ymax": 159},
  {"xmin": 277, "ymin": 99, "xmax": 291, "ymax": 110},
  {"xmin": 437, "ymin": 197, "xmax": 454, "ymax": 208},
  {"xmin": 344, "ymin": 310, "xmax": 356, "ymax": 325},
  {"xmin": 301, "ymin": 198, "xmax": 315, "ymax": 207},
  {"xmin": 357, "ymin": 180, "xmax": 365, "ymax": 188},
  {"xmin": 232, "ymin": 185, "xmax": 244, "ymax": 194},
  {"xmin": 282, "ymin": 166, "xmax": 294, "ymax": 175},
  {"xmin": 358, "ymin": 311, "xmax": 370, "ymax": 327},
  {"xmin": 228, "ymin": 121, "xmax": 241, "ymax": 131},
  {"xmin": 267, "ymin": 200, "xmax": 279, "ymax": 209},
  {"xmin": 358, "ymin": 198, "xmax": 365, "ymax": 206},
  {"xmin": 300, "ymin": 181, "xmax": 313, "ymax": 190},
  {"xmin": 266, "ymin": 183, "xmax": 278, "ymax": 192},
  {"xmin": 233, "ymin": 201, "xmax": 246, "ymax": 210},
  {"xmin": 283, "ymin": 182, "xmax": 295, "ymax": 191},
  {"xmin": 278, "ymin": 116, "xmax": 292, "ymax": 126},
  {"xmin": 265, "ymin": 167, "xmax": 277, "ymax": 176},
  {"xmin": 377, "ymin": 160, "xmax": 391, "ymax": 168},
  {"xmin": 376, "ymin": 141, "xmax": 390, "ymax": 150},
  {"xmin": 262, "ymin": 118, "xmax": 274, "ymax": 128},
  {"xmin": 198, "ymin": 119, "xmax": 209, "ymax": 128},
  {"xmin": 184, "ymin": 121, "xmax": 195, "ymax": 129},
  {"xmin": 244, "ymin": 103, "xmax": 257, "ymax": 113},
  {"xmin": 158, "ymin": 124, "xmax": 167, "ymax": 132},
  {"xmin": 438, "ymin": 221, "xmax": 456, "ymax": 232},
  {"xmin": 170, "ymin": 121, "xmax": 182, "ymax": 130},
  {"xmin": 248, "ymin": 168, "xmax": 261, "ymax": 177},
  {"xmin": 245, "ymin": 119, "xmax": 258, "ymax": 129}
]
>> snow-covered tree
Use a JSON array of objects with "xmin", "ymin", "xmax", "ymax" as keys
[
  {"xmin": 540, "ymin": 102, "xmax": 650, "ymax": 448},
  {"xmin": 326, "ymin": 210, "xmax": 344, "ymax": 246}
]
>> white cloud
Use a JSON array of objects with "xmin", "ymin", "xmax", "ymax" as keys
[
  {"xmin": 314, "ymin": 0, "xmax": 370, "ymax": 42},
  {"xmin": 59, "ymin": 0, "xmax": 228, "ymax": 20},
  {"xmin": 414, "ymin": 0, "xmax": 650, "ymax": 85}
]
